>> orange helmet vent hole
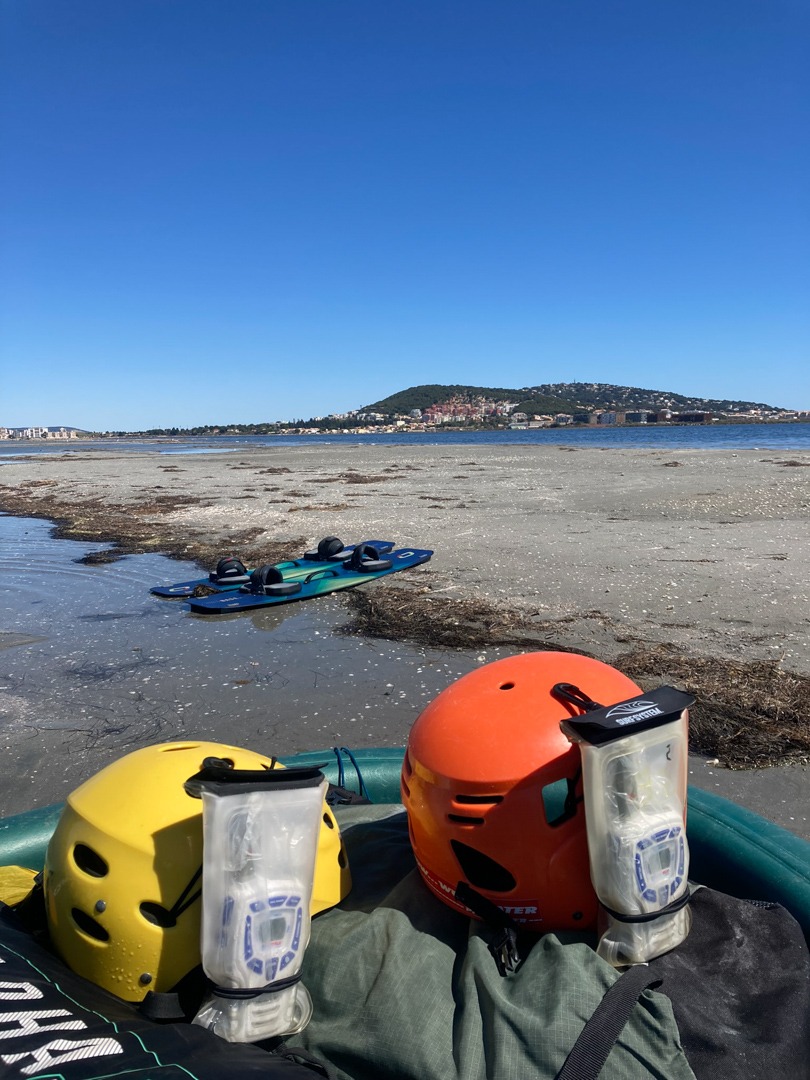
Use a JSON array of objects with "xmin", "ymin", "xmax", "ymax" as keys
[
  {"xmin": 455, "ymin": 794, "xmax": 503, "ymax": 805},
  {"xmin": 542, "ymin": 778, "xmax": 579, "ymax": 827},
  {"xmin": 450, "ymin": 840, "xmax": 516, "ymax": 892}
]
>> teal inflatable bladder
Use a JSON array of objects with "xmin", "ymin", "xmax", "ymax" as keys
[{"xmin": 1, "ymin": 747, "xmax": 808, "ymax": 943}]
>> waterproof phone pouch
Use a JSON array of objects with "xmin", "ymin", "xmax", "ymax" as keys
[
  {"xmin": 558, "ymin": 685, "xmax": 695, "ymax": 967},
  {"xmin": 185, "ymin": 762, "xmax": 328, "ymax": 1042}
]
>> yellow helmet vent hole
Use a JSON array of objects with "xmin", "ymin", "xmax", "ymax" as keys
[
  {"xmin": 140, "ymin": 902, "xmax": 177, "ymax": 928},
  {"xmin": 72, "ymin": 844, "xmax": 108, "ymax": 878},
  {"xmin": 71, "ymin": 908, "xmax": 109, "ymax": 941}
]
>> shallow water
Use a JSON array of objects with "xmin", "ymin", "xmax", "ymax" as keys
[
  {"xmin": 2, "ymin": 421, "xmax": 810, "ymax": 459},
  {"xmin": 0, "ymin": 514, "xmax": 505, "ymax": 814},
  {"xmin": 2, "ymin": 514, "xmax": 808, "ymax": 840}
]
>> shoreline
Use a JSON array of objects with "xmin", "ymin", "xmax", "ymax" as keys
[
  {"xmin": 1, "ymin": 415, "xmax": 808, "ymax": 444},
  {"xmin": 1, "ymin": 418, "xmax": 810, "ymax": 463},
  {"xmin": 1, "ymin": 442, "xmax": 809, "ymax": 772}
]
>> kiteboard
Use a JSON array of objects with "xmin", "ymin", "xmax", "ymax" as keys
[
  {"xmin": 186, "ymin": 545, "xmax": 433, "ymax": 614},
  {"xmin": 150, "ymin": 537, "xmax": 395, "ymax": 597}
]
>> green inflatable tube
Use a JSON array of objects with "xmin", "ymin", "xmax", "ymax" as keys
[{"xmin": 1, "ymin": 747, "xmax": 808, "ymax": 944}]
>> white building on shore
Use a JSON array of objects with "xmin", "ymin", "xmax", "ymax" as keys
[{"xmin": 0, "ymin": 427, "xmax": 81, "ymax": 439}]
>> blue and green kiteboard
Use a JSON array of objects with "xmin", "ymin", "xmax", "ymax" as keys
[
  {"xmin": 187, "ymin": 545, "xmax": 433, "ymax": 614},
  {"xmin": 150, "ymin": 537, "xmax": 394, "ymax": 598}
]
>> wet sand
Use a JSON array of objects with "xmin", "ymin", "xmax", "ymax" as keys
[
  {"xmin": 2, "ymin": 443, "xmax": 808, "ymax": 671},
  {"xmin": 0, "ymin": 515, "xmax": 514, "ymax": 818},
  {"xmin": 1, "ymin": 442, "xmax": 809, "ymax": 834}
]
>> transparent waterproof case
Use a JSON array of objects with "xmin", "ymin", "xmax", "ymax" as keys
[
  {"xmin": 559, "ymin": 685, "xmax": 694, "ymax": 967},
  {"xmin": 189, "ymin": 767, "xmax": 327, "ymax": 1042}
]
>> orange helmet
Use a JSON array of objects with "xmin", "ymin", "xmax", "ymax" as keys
[{"xmin": 401, "ymin": 652, "xmax": 642, "ymax": 932}]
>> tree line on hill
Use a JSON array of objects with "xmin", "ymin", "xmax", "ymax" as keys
[
  {"xmin": 361, "ymin": 382, "xmax": 781, "ymax": 416},
  {"xmin": 88, "ymin": 381, "xmax": 789, "ymax": 438}
]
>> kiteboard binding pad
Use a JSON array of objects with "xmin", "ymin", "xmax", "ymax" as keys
[
  {"xmin": 150, "ymin": 537, "xmax": 395, "ymax": 598},
  {"xmin": 186, "ymin": 545, "xmax": 433, "ymax": 614}
]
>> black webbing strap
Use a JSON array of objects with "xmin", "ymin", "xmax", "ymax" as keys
[
  {"xmin": 278, "ymin": 1045, "xmax": 339, "ymax": 1079},
  {"xmin": 455, "ymin": 881, "xmax": 520, "ymax": 977},
  {"xmin": 139, "ymin": 990, "xmax": 187, "ymax": 1021},
  {"xmin": 555, "ymin": 966, "xmax": 663, "ymax": 1080},
  {"xmin": 326, "ymin": 782, "xmax": 371, "ymax": 806}
]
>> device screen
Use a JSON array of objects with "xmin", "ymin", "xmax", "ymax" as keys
[
  {"xmin": 655, "ymin": 846, "xmax": 672, "ymax": 873},
  {"xmin": 258, "ymin": 915, "xmax": 289, "ymax": 948}
]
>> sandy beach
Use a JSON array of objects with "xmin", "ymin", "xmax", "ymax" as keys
[
  {"xmin": 1, "ymin": 442, "xmax": 809, "ymax": 825},
  {"xmin": 2, "ymin": 443, "xmax": 808, "ymax": 666}
]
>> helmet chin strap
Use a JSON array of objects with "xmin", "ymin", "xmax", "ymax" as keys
[
  {"xmin": 169, "ymin": 866, "xmax": 203, "ymax": 921},
  {"xmin": 454, "ymin": 881, "xmax": 521, "ymax": 977}
]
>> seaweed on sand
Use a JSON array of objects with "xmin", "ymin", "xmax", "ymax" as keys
[
  {"xmin": 343, "ymin": 587, "xmax": 584, "ymax": 652},
  {"xmin": 618, "ymin": 645, "xmax": 810, "ymax": 770},
  {"xmin": 0, "ymin": 484, "xmax": 309, "ymax": 569},
  {"xmin": 343, "ymin": 587, "xmax": 810, "ymax": 770}
]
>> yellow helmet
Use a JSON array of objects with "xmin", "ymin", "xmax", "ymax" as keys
[{"xmin": 43, "ymin": 741, "xmax": 350, "ymax": 1001}]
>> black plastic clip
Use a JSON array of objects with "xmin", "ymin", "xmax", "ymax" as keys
[
  {"xmin": 489, "ymin": 925, "xmax": 520, "ymax": 978},
  {"xmin": 455, "ymin": 880, "xmax": 521, "ymax": 977}
]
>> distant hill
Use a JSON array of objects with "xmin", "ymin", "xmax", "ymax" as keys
[
  {"xmin": 362, "ymin": 382, "xmax": 784, "ymax": 416},
  {"xmin": 362, "ymin": 384, "xmax": 580, "ymax": 415},
  {"xmin": 527, "ymin": 382, "xmax": 781, "ymax": 413}
]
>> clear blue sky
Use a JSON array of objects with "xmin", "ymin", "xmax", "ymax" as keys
[{"xmin": 2, "ymin": 1, "xmax": 808, "ymax": 429}]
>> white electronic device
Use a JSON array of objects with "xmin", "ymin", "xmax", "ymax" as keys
[
  {"xmin": 187, "ymin": 766, "xmax": 327, "ymax": 1042},
  {"xmin": 559, "ymin": 684, "xmax": 694, "ymax": 967}
]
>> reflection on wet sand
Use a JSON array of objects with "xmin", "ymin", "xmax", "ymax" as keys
[{"xmin": 0, "ymin": 514, "xmax": 496, "ymax": 816}]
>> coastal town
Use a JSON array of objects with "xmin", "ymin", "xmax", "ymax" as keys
[
  {"xmin": 326, "ymin": 399, "xmax": 807, "ymax": 434},
  {"xmin": 3, "ymin": 409, "xmax": 807, "ymax": 441},
  {"xmin": 0, "ymin": 426, "xmax": 83, "ymax": 440},
  {"xmin": 1, "ymin": 388, "xmax": 807, "ymax": 440}
]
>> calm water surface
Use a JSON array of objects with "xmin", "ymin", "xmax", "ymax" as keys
[{"xmin": 2, "ymin": 422, "xmax": 809, "ymax": 460}]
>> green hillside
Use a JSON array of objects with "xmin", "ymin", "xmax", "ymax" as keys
[
  {"xmin": 527, "ymin": 382, "xmax": 781, "ymax": 413},
  {"xmin": 362, "ymin": 384, "xmax": 579, "ymax": 415},
  {"xmin": 362, "ymin": 382, "xmax": 784, "ymax": 416}
]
